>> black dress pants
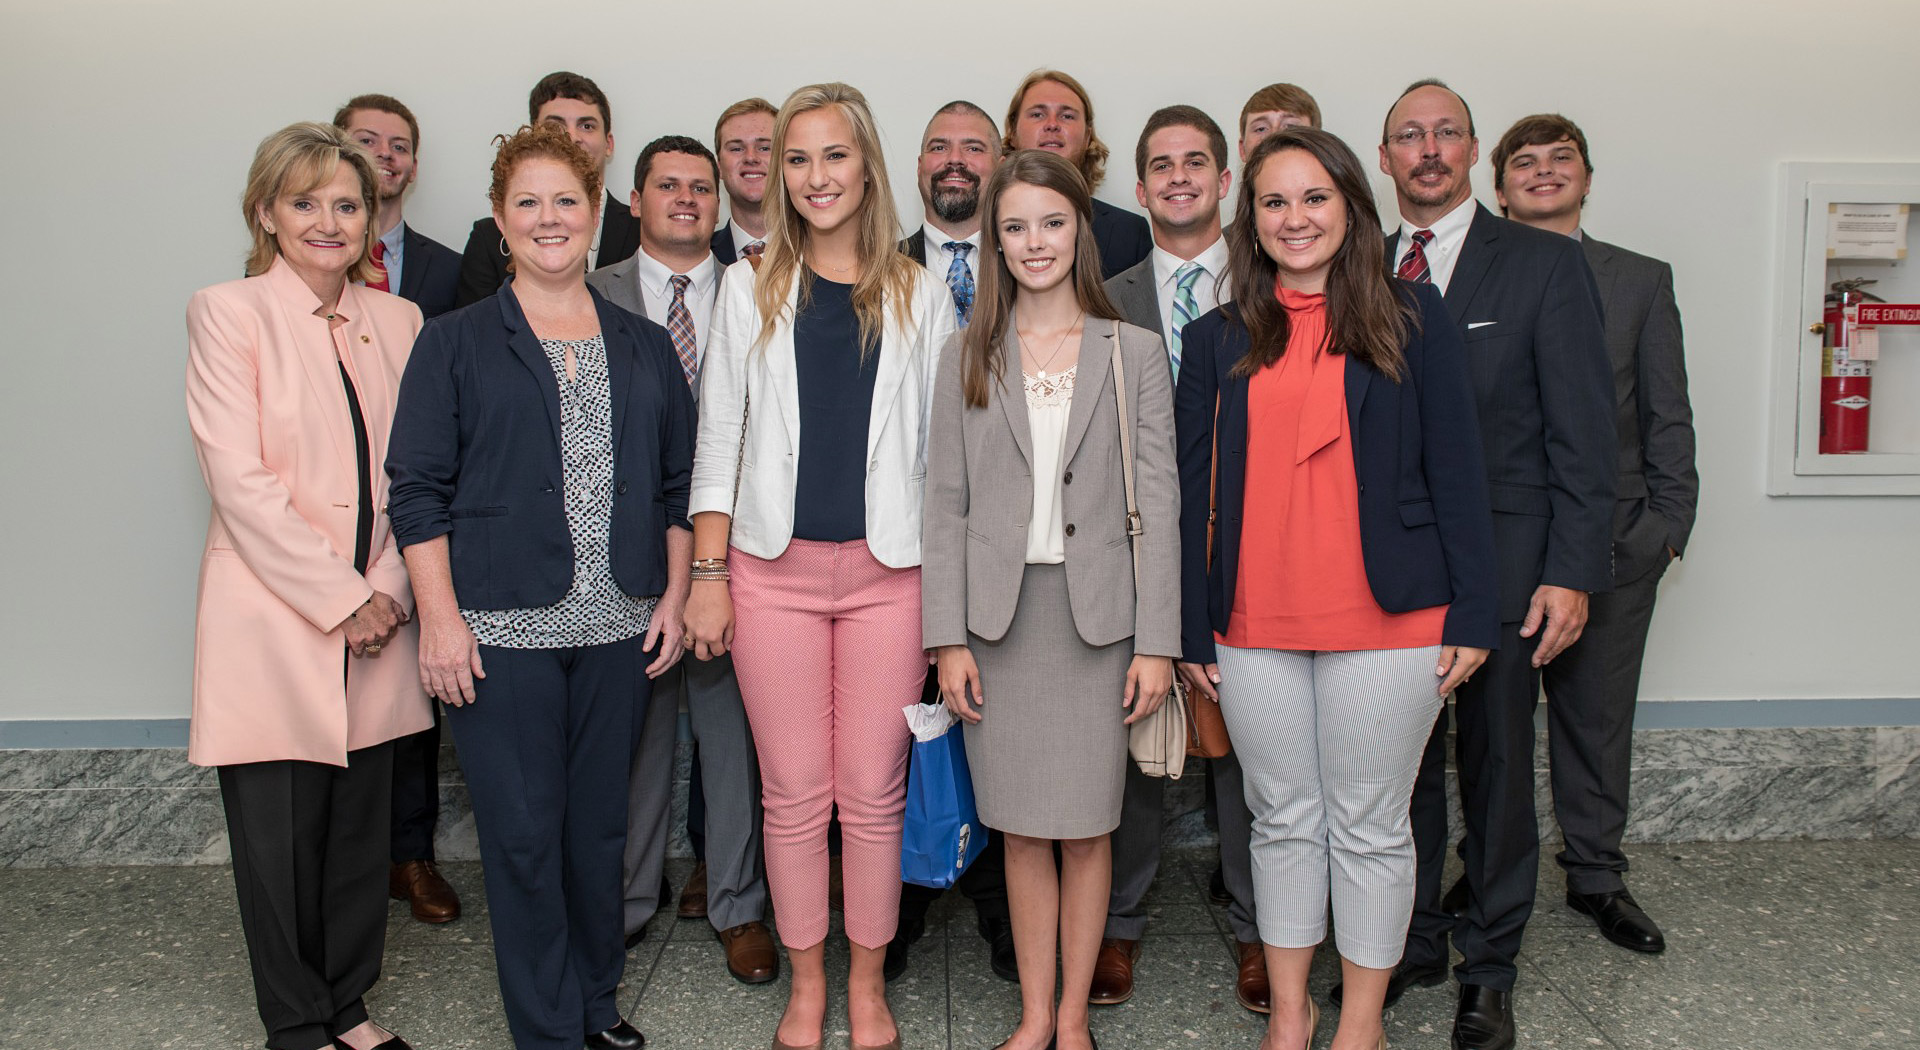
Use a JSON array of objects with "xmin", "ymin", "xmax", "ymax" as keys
[
  {"xmin": 218, "ymin": 742, "xmax": 394, "ymax": 1050},
  {"xmin": 1407, "ymin": 622, "xmax": 1542, "ymax": 991},
  {"xmin": 388, "ymin": 704, "xmax": 441, "ymax": 862},
  {"xmin": 445, "ymin": 637, "xmax": 649, "ymax": 1050}
]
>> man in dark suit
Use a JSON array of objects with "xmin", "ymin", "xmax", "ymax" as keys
[
  {"xmin": 586, "ymin": 135, "xmax": 778, "ymax": 986},
  {"xmin": 709, "ymin": 98, "xmax": 777, "ymax": 266},
  {"xmin": 329, "ymin": 93, "xmax": 465, "ymax": 928},
  {"xmin": 1355, "ymin": 80, "xmax": 1615, "ymax": 1050},
  {"xmin": 884, "ymin": 99, "xmax": 1015, "ymax": 984},
  {"xmin": 1491, "ymin": 113, "xmax": 1698, "ymax": 956},
  {"xmin": 1100, "ymin": 103, "xmax": 1272, "ymax": 1015},
  {"xmin": 452, "ymin": 71, "xmax": 639, "ymax": 308},
  {"xmin": 333, "ymin": 95, "xmax": 461, "ymax": 320},
  {"xmin": 1002, "ymin": 69, "xmax": 1152, "ymax": 279}
]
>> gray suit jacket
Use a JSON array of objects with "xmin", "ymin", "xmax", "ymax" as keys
[
  {"xmin": 584, "ymin": 252, "xmax": 649, "ymax": 317},
  {"xmin": 1581, "ymin": 234, "xmax": 1698, "ymax": 585},
  {"xmin": 1104, "ymin": 256, "xmax": 1161, "ymax": 339},
  {"xmin": 922, "ymin": 319, "xmax": 1181, "ymax": 656}
]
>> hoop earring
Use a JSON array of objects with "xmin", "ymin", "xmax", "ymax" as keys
[{"xmin": 498, "ymin": 237, "xmax": 511, "ymax": 258}]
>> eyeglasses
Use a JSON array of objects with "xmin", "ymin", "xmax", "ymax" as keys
[{"xmin": 1386, "ymin": 126, "xmax": 1470, "ymax": 148}]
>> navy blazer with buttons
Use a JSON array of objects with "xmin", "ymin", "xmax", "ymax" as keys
[
  {"xmin": 385, "ymin": 281, "xmax": 695, "ymax": 610},
  {"xmin": 1175, "ymin": 280, "xmax": 1500, "ymax": 664}
]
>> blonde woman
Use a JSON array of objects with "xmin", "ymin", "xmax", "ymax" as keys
[{"xmin": 684, "ymin": 83, "xmax": 957, "ymax": 1050}]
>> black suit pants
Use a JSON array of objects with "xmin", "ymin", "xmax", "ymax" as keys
[
  {"xmin": 1544, "ymin": 563, "xmax": 1664, "ymax": 894},
  {"xmin": 218, "ymin": 742, "xmax": 394, "ymax": 1050},
  {"xmin": 1407, "ymin": 622, "xmax": 1541, "ymax": 991},
  {"xmin": 388, "ymin": 703, "xmax": 441, "ymax": 861},
  {"xmin": 446, "ymin": 638, "xmax": 651, "ymax": 1050}
]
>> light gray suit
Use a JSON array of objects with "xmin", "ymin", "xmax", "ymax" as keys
[
  {"xmin": 1100, "ymin": 260, "xmax": 1259, "ymax": 945},
  {"xmin": 589, "ymin": 253, "xmax": 770, "ymax": 935},
  {"xmin": 1543, "ymin": 234, "xmax": 1698, "ymax": 895}
]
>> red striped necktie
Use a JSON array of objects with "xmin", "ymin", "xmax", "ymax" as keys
[
  {"xmin": 1396, "ymin": 228, "xmax": 1434, "ymax": 284},
  {"xmin": 369, "ymin": 240, "xmax": 391, "ymax": 292}
]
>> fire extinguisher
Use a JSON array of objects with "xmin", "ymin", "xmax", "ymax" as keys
[{"xmin": 1820, "ymin": 278, "xmax": 1881, "ymax": 454}]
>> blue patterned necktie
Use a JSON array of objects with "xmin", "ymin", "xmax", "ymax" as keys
[
  {"xmin": 944, "ymin": 241, "xmax": 975, "ymax": 326},
  {"xmin": 1170, "ymin": 261, "xmax": 1204, "ymax": 378}
]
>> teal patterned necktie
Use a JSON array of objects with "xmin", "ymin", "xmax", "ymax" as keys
[{"xmin": 1170, "ymin": 262, "xmax": 1204, "ymax": 378}]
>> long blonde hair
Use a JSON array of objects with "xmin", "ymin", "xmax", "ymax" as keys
[{"xmin": 752, "ymin": 83, "xmax": 918, "ymax": 353}]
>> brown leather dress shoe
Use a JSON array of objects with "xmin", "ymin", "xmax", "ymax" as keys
[
  {"xmin": 1088, "ymin": 938, "xmax": 1141, "ymax": 1005},
  {"xmin": 677, "ymin": 861, "xmax": 709, "ymax": 919},
  {"xmin": 388, "ymin": 860, "xmax": 460, "ymax": 923},
  {"xmin": 718, "ymin": 921, "xmax": 780, "ymax": 984},
  {"xmin": 1234, "ymin": 939, "xmax": 1271, "ymax": 1013}
]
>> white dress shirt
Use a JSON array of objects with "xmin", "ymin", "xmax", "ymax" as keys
[
  {"xmin": 1394, "ymin": 195, "xmax": 1477, "ymax": 294},
  {"xmin": 1150, "ymin": 235, "xmax": 1231, "ymax": 355},
  {"xmin": 728, "ymin": 221, "xmax": 766, "ymax": 259},
  {"xmin": 921, "ymin": 224, "xmax": 981, "ymax": 283},
  {"xmin": 634, "ymin": 249, "xmax": 719, "ymax": 362}
]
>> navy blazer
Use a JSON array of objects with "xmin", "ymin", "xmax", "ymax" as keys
[
  {"xmin": 385, "ymin": 282, "xmax": 694, "ymax": 609},
  {"xmin": 396, "ymin": 224, "xmax": 461, "ymax": 320},
  {"xmin": 1175, "ymin": 282, "xmax": 1499, "ymax": 664},
  {"xmin": 1090, "ymin": 198, "xmax": 1153, "ymax": 280}
]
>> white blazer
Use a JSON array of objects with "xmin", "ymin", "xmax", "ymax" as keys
[{"xmin": 692, "ymin": 259, "xmax": 958, "ymax": 568}]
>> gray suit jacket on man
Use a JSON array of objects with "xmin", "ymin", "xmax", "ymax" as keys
[
  {"xmin": 922, "ymin": 320, "xmax": 1181, "ymax": 656},
  {"xmin": 1104, "ymin": 257, "xmax": 1162, "ymax": 342},
  {"xmin": 585, "ymin": 251, "xmax": 657, "ymax": 319},
  {"xmin": 1580, "ymin": 234, "xmax": 1698, "ymax": 586}
]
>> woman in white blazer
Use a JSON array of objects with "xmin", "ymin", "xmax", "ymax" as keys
[{"xmin": 684, "ymin": 83, "xmax": 957, "ymax": 1050}]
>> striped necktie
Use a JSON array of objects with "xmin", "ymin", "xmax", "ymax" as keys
[
  {"xmin": 1169, "ymin": 261, "xmax": 1204, "ymax": 378},
  {"xmin": 944, "ymin": 241, "xmax": 975, "ymax": 326},
  {"xmin": 368, "ymin": 240, "xmax": 390, "ymax": 292},
  {"xmin": 1396, "ymin": 228, "xmax": 1435, "ymax": 284},
  {"xmin": 665, "ymin": 275, "xmax": 698, "ymax": 385}
]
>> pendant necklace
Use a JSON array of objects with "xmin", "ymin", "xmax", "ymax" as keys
[{"xmin": 1018, "ymin": 317, "xmax": 1080, "ymax": 379}]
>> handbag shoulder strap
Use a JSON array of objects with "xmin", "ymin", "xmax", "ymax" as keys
[{"xmin": 1110, "ymin": 319, "xmax": 1144, "ymax": 588}]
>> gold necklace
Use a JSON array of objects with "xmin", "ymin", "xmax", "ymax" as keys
[{"xmin": 1017, "ymin": 316, "xmax": 1081, "ymax": 380}]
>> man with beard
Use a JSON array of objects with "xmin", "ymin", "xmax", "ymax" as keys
[
  {"xmin": 587, "ymin": 135, "xmax": 778, "ymax": 985},
  {"xmin": 885, "ymin": 99, "xmax": 1015, "ymax": 985},
  {"xmin": 333, "ymin": 94, "xmax": 461, "ymax": 319},
  {"xmin": 1331, "ymin": 79, "xmax": 1613, "ymax": 1050},
  {"xmin": 1094, "ymin": 104, "xmax": 1272, "ymax": 1014},
  {"xmin": 331, "ymin": 93, "xmax": 465, "ymax": 930}
]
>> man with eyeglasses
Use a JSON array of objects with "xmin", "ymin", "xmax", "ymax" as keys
[{"xmin": 1339, "ymin": 79, "xmax": 1613, "ymax": 1050}]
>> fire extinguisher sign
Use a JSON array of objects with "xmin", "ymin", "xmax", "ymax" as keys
[{"xmin": 1855, "ymin": 303, "xmax": 1920, "ymax": 325}]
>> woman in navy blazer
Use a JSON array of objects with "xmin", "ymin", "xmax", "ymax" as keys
[
  {"xmin": 1172, "ymin": 129, "xmax": 1497, "ymax": 1050},
  {"xmin": 385, "ymin": 124, "xmax": 692, "ymax": 1050}
]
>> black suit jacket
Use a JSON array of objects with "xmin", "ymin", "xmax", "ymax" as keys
[
  {"xmin": 386, "ymin": 280, "xmax": 694, "ymax": 608},
  {"xmin": 396, "ymin": 224, "xmax": 461, "ymax": 320},
  {"xmin": 711, "ymin": 223, "xmax": 739, "ymax": 267},
  {"xmin": 1090, "ymin": 198, "xmax": 1152, "ymax": 281},
  {"xmin": 452, "ymin": 193, "xmax": 640, "ymax": 308},
  {"xmin": 1387, "ymin": 204, "xmax": 1614, "ymax": 621},
  {"xmin": 1175, "ymin": 285, "xmax": 1500, "ymax": 662},
  {"xmin": 1580, "ymin": 234, "xmax": 1698, "ymax": 586}
]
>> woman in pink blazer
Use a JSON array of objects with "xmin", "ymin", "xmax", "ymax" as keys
[{"xmin": 185, "ymin": 122, "xmax": 430, "ymax": 1050}]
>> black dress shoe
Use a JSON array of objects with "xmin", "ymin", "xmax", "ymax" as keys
[
  {"xmin": 584, "ymin": 1017, "xmax": 646, "ymax": 1049},
  {"xmin": 1207, "ymin": 865, "xmax": 1231, "ymax": 906},
  {"xmin": 885, "ymin": 915, "xmax": 925, "ymax": 982},
  {"xmin": 1441, "ymin": 874, "xmax": 1470, "ymax": 918},
  {"xmin": 1451, "ymin": 984, "xmax": 1514, "ymax": 1050},
  {"xmin": 979, "ymin": 916, "xmax": 1018, "ymax": 982},
  {"xmin": 334, "ymin": 1037, "xmax": 412, "ymax": 1050},
  {"xmin": 1567, "ymin": 889, "xmax": 1666, "ymax": 953},
  {"xmin": 1328, "ymin": 956, "xmax": 1447, "ymax": 1009},
  {"xmin": 624, "ymin": 924, "xmax": 647, "ymax": 951}
]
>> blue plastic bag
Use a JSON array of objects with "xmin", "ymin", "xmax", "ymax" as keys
[{"xmin": 900, "ymin": 703, "xmax": 988, "ymax": 889}]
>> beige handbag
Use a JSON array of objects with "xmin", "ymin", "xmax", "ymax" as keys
[{"xmin": 1110, "ymin": 322, "xmax": 1191, "ymax": 780}]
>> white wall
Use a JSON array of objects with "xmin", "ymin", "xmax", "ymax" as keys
[{"xmin": 3, "ymin": 0, "xmax": 1917, "ymax": 721}]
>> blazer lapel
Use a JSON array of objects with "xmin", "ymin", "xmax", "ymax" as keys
[
  {"xmin": 867, "ymin": 298, "xmax": 912, "ymax": 464},
  {"xmin": 498, "ymin": 282, "xmax": 565, "ymax": 452},
  {"xmin": 265, "ymin": 260, "xmax": 355, "ymax": 478},
  {"xmin": 397, "ymin": 225, "xmax": 426, "ymax": 301},
  {"xmin": 593, "ymin": 289, "xmax": 634, "ymax": 450},
  {"xmin": 1443, "ymin": 204, "xmax": 1498, "ymax": 322},
  {"xmin": 1581, "ymin": 236, "xmax": 1619, "ymax": 319},
  {"xmin": 1062, "ymin": 320, "xmax": 1115, "ymax": 461},
  {"xmin": 766, "ymin": 277, "xmax": 802, "ymax": 451},
  {"xmin": 995, "ymin": 326, "xmax": 1034, "ymax": 469}
]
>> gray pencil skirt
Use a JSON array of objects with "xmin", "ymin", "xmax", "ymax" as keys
[{"xmin": 963, "ymin": 562, "xmax": 1133, "ymax": 840}]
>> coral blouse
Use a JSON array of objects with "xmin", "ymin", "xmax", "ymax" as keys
[{"xmin": 1221, "ymin": 287, "xmax": 1446, "ymax": 652}]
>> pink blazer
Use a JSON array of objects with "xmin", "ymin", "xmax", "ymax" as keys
[{"xmin": 185, "ymin": 257, "xmax": 432, "ymax": 767}]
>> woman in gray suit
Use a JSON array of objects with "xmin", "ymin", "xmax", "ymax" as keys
[{"xmin": 922, "ymin": 149, "xmax": 1180, "ymax": 1050}]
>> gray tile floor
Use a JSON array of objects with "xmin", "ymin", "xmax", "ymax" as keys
[{"xmin": 2, "ymin": 843, "xmax": 1916, "ymax": 1049}]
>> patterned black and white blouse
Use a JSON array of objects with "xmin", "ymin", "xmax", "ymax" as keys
[{"xmin": 461, "ymin": 335, "xmax": 657, "ymax": 649}]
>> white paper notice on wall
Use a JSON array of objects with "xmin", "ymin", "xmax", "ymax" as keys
[
  {"xmin": 1827, "ymin": 203, "xmax": 1909, "ymax": 260},
  {"xmin": 1852, "ymin": 326, "xmax": 1881, "ymax": 361}
]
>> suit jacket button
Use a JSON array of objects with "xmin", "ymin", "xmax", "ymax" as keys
[
  {"xmin": 617, "ymin": 481, "xmax": 629, "ymax": 495},
  {"xmin": 1064, "ymin": 523, "xmax": 1076, "ymax": 536},
  {"xmin": 1063, "ymin": 470, "xmax": 1073, "ymax": 484}
]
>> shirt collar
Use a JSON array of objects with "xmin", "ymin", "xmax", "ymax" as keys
[
  {"xmin": 923, "ymin": 223, "xmax": 980, "ymax": 254},
  {"xmin": 1398, "ymin": 195, "xmax": 1477, "ymax": 248},
  {"xmin": 1151, "ymin": 233, "xmax": 1228, "ymax": 290},
  {"xmin": 379, "ymin": 221, "xmax": 406, "ymax": 260},
  {"xmin": 635, "ymin": 246, "xmax": 718, "ymax": 298},
  {"xmin": 728, "ymin": 220, "xmax": 765, "ymax": 256}
]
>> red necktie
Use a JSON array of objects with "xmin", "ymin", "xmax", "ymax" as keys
[
  {"xmin": 1396, "ymin": 229, "xmax": 1434, "ymax": 284},
  {"xmin": 368, "ymin": 240, "xmax": 391, "ymax": 292}
]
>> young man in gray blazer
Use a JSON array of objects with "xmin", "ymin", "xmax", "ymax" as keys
[
  {"xmin": 1491, "ymin": 113, "xmax": 1698, "ymax": 956},
  {"xmin": 1362, "ymin": 80, "xmax": 1614, "ymax": 1050},
  {"xmin": 1099, "ymin": 104, "xmax": 1271, "ymax": 1015},
  {"xmin": 587, "ymin": 135, "xmax": 777, "ymax": 985}
]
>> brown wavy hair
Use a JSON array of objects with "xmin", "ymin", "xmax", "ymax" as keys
[
  {"xmin": 961, "ymin": 150, "xmax": 1123, "ymax": 408},
  {"xmin": 241, "ymin": 122, "xmax": 383, "ymax": 283},
  {"xmin": 751, "ymin": 83, "xmax": 918, "ymax": 355},
  {"xmin": 1002, "ymin": 70, "xmax": 1111, "ymax": 192},
  {"xmin": 486, "ymin": 123, "xmax": 604, "ymax": 275},
  {"xmin": 1224, "ymin": 128, "xmax": 1417, "ymax": 381}
]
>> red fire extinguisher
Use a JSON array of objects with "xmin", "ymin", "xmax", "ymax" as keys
[{"xmin": 1820, "ymin": 278, "xmax": 1880, "ymax": 454}]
